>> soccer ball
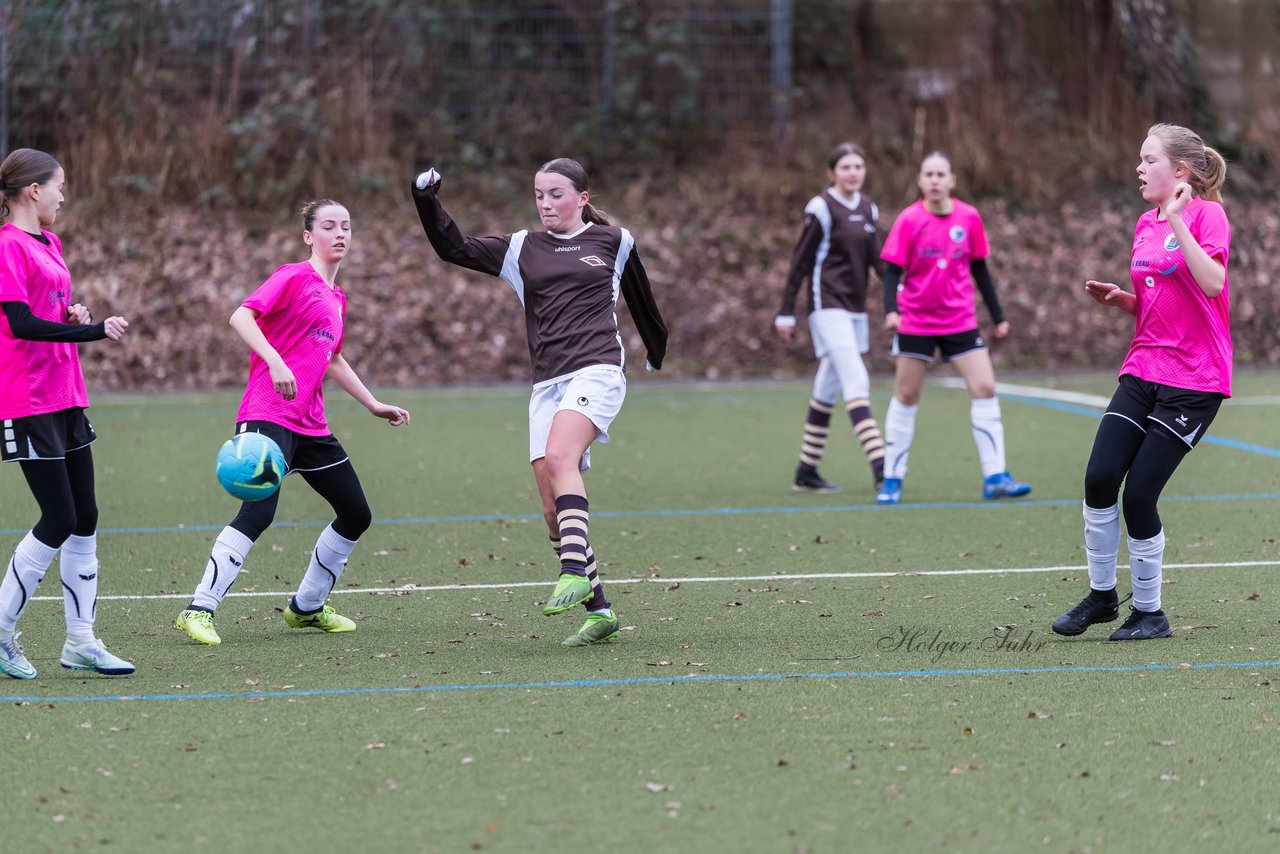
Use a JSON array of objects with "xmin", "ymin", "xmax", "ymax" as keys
[{"xmin": 215, "ymin": 432, "xmax": 286, "ymax": 502}]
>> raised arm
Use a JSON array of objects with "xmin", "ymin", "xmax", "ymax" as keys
[{"xmin": 410, "ymin": 169, "xmax": 510, "ymax": 276}]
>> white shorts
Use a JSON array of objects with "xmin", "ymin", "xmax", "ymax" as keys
[
  {"xmin": 529, "ymin": 366, "xmax": 627, "ymax": 472},
  {"xmin": 808, "ymin": 309, "xmax": 870, "ymax": 358}
]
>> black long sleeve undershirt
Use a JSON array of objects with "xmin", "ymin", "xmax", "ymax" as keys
[
  {"xmin": 2, "ymin": 301, "xmax": 107, "ymax": 342},
  {"xmin": 881, "ymin": 260, "xmax": 1005, "ymax": 325}
]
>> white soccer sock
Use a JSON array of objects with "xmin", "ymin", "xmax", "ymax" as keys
[
  {"xmin": 970, "ymin": 397, "xmax": 1006, "ymax": 477},
  {"xmin": 190, "ymin": 526, "xmax": 255, "ymax": 612},
  {"xmin": 0, "ymin": 532, "xmax": 59, "ymax": 635},
  {"xmin": 60, "ymin": 534, "xmax": 99, "ymax": 643},
  {"xmin": 293, "ymin": 524, "xmax": 358, "ymax": 613},
  {"xmin": 1083, "ymin": 503, "xmax": 1120, "ymax": 592},
  {"xmin": 1129, "ymin": 529, "xmax": 1166, "ymax": 612},
  {"xmin": 883, "ymin": 398, "xmax": 918, "ymax": 479}
]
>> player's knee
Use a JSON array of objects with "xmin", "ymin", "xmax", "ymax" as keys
[
  {"xmin": 336, "ymin": 499, "xmax": 372, "ymax": 539},
  {"xmin": 72, "ymin": 503, "xmax": 98, "ymax": 537},
  {"xmin": 970, "ymin": 381, "xmax": 997, "ymax": 399},
  {"xmin": 543, "ymin": 444, "xmax": 579, "ymax": 479},
  {"xmin": 36, "ymin": 515, "xmax": 76, "ymax": 548},
  {"xmin": 231, "ymin": 504, "xmax": 275, "ymax": 541}
]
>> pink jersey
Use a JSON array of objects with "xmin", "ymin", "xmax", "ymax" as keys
[
  {"xmin": 880, "ymin": 199, "xmax": 990, "ymax": 335},
  {"xmin": 235, "ymin": 261, "xmax": 346, "ymax": 436},
  {"xmin": 1120, "ymin": 197, "xmax": 1231, "ymax": 396},
  {"xmin": 0, "ymin": 223, "xmax": 90, "ymax": 419}
]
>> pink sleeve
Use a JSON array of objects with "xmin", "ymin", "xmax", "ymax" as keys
[
  {"xmin": 968, "ymin": 209, "xmax": 989, "ymax": 260},
  {"xmin": 241, "ymin": 265, "xmax": 298, "ymax": 317},
  {"xmin": 0, "ymin": 239, "xmax": 31, "ymax": 303},
  {"xmin": 1193, "ymin": 202, "xmax": 1230, "ymax": 265},
  {"xmin": 880, "ymin": 210, "xmax": 911, "ymax": 266}
]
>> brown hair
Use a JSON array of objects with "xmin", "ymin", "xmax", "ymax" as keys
[
  {"xmin": 919, "ymin": 150, "xmax": 953, "ymax": 173},
  {"xmin": 299, "ymin": 198, "xmax": 345, "ymax": 231},
  {"xmin": 537, "ymin": 158, "xmax": 609, "ymax": 226},
  {"xmin": 828, "ymin": 142, "xmax": 866, "ymax": 171},
  {"xmin": 1147, "ymin": 123, "xmax": 1227, "ymax": 203},
  {"xmin": 0, "ymin": 148, "xmax": 62, "ymax": 224}
]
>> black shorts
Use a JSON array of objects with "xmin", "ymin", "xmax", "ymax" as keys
[
  {"xmin": 235, "ymin": 421, "xmax": 348, "ymax": 475},
  {"xmin": 892, "ymin": 328, "xmax": 986, "ymax": 363},
  {"xmin": 1105, "ymin": 374, "xmax": 1223, "ymax": 449},
  {"xmin": 2, "ymin": 408, "xmax": 96, "ymax": 463}
]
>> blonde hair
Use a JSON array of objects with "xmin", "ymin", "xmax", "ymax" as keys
[{"xmin": 1148, "ymin": 123, "xmax": 1227, "ymax": 203}]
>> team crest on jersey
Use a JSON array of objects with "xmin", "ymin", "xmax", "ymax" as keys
[
  {"xmin": 949, "ymin": 226, "xmax": 966, "ymax": 243},
  {"xmin": 580, "ymin": 255, "xmax": 607, "ymax": 267},
  {"xmin": 1163, "ymin": 234, "xmax": 1180, "ymax": 252}
]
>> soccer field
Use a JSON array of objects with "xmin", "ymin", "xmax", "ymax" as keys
[{"xmin": 2, "ymin": 373, "xmax": 1278, "ymax": 853}]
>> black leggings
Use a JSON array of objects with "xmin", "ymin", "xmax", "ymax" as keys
[
  {"xmin": 229, "ymin": 460, "xmax": 372, "ymax": 542},
  {"xmin": 20, "ymin": 446, "xmax": 99, "ymax": 548},
  {"xmin": 1083, "ymin": 414, "xmax": 1189, "ymax": 540}
]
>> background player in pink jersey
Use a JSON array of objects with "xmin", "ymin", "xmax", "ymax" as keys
[
  {"xmin": 176, "ymin": 200, "xmax": 410, "ymax": 646},
  {"xmin": 775, "ymin": 142, "xmax": 887, "ymax": 496},
  {"xmin": 876, "ymin": 151, "xmax": 1031, "ymax": 505},
  {"xmin": 411, "ymin": 158, "xmax": 667, "ymax": 647},
  {"xmin": 1053, "ymin": 124, "xmax": 1230, "ymax": 641},
  {"xmin": 0, "ymin": 148, "xmax": 134, "ymax": 679}
]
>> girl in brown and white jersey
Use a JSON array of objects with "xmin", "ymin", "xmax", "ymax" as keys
[
  {"xmin": 775, "ymin": 143, "xmax": 887, "ymax": 497},
  {"xmin": 412, "ymin": 158, "xmax": 667, "ymax": 647}
]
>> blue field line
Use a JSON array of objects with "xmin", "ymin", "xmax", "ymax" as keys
[
  {"xmin": 1002, "ymin": 393, "xmax": 1280, "ymax": 458},
  {"xmin": 4, "ymin": 490, "xmax": 1280, "ymax": 538},
  {"xmin": 3, "ymin": 659, "xmax": 1276, "ymax": 705}
]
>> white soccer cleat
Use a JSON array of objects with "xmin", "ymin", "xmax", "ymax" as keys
[{"xmin": 60, "ymin": 638, "xmax": 136, "ymax": 675}]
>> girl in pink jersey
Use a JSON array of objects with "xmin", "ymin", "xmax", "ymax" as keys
[
  {"xmin": 176, "ymin": 200, "xmax": 410, "ymax": 646},
  {"xmin": 411, "ymin": 159, "xmax": 667, "ymax": 647},
  {"xmin": 876, "ymin": 151, "xmax": 1031, "ymax": 505},
  {"xmin": 775, "ymin": 142, "xmax": 887, "ymax": 496},
  {"xmin": 0, "ymin": 148, "xmax": 134, "ymax": 679},
  {"xmin": 1053, "ymin": 124, "xmax": 1230, "ymax": 641}
]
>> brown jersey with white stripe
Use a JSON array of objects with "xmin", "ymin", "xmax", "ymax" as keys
[
  {"xmin": 779, "ymin": 190, "xmax": 885, "ymax": 316},
  {"xmin": 412, "ymin": 187, "xmax": 667, "ymax": 385}
]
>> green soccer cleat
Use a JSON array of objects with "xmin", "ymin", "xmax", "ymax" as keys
[
  {"xmin": 282, "ymin": 600, "xmax": 356, "ymax": 633},
  {"xmin": 0, "ymin": 632, "xmax": 37, "ymax": 680},
  {"xmin": 176, "ymin": 608, "xmax": 222, "ymax": 645},
  {"xmin": 60, "ymin": 639, "xmax": 136, "ymax": 675},
  {"xmin": 562, "ymin": 610, "xmax": 621, "ymax": 647},
  {"xmin": 543, "ymin": 572, "xmax": 592, "ymax": 615}
]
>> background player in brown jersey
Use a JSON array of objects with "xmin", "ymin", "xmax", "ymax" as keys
[
  {"xmin": 412, "ymin": 159, "xmax": 667, "ymax": 647},
  {"xmin": 775, "ymin": 142, "xmax": 887, "ymax": 496}
]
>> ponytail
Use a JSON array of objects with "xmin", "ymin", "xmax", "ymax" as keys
[{"xmin": 1199, "ymin": 145, "xmax": 1227, "ymax": 203}]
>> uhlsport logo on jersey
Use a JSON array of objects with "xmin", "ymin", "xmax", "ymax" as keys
[
  {"xmin": 580, "ymin": 255, "xmax": 607, "ymax": 267},
  {"xmin": 554, "ymin": 245, "xmax": 582, "ymax": 253},
  {"xmin": 949, "ymin": 225, "xmax": 966, "ymax": 243},
  {"xmin": 1163, "ymin": 234, "xmax": 1180, "ymax": 252}
]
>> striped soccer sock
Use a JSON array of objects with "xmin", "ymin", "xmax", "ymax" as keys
[
  {"xmin": 846, "ymin": 399, "xmax": 885, "ymax": 484},
  {"xmin": 555, "ymin": 494, "xmax": 590, "ymax": 577},
  {"xmin": 798, "ymin": 399, "xmax": 835, "ymax": 473}
]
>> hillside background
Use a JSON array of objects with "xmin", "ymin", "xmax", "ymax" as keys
[{"xmin": 3, "ymin": 0, "xmax": 1277, "ymax": 387}]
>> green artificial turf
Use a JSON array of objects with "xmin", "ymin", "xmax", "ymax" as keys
[{"xmin": 2, "ymin": 374, "xmax": 1277, "ymax": 852}]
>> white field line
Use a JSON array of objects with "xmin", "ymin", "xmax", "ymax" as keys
[{"xmin": 32, "ymin": 560, "xmax": 1280, "ymax": 602}]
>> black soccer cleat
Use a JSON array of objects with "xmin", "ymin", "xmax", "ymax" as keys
[
  {"xmin": 1051, "ymin": 588, "xmax": 1123, "ymax": 636},
  {"xmin": 793, "ymin": 467, "xmax": 841, "ymax": 494},
  {"xmin": 1108, "ymin": 607, "xmax": 1172, "ymax": 641}
]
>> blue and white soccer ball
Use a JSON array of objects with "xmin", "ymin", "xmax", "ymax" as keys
[{"xmin": 215, "ymin": 432, "xmax": 286, "ymax": 502}]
